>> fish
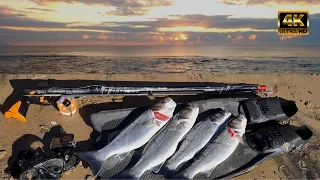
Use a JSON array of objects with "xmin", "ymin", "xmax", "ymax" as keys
[
  {"xmin": 117, "ymin": 105, "xmax": 199, "ymax": 179},
  {"xmin": 77, "ymin": 97, "xmax": 177, "ymax": 176},
  {"xmin": 177, "ymin": 114, "xmax": 247, "ymax": 179},
  {"xmin": 162, "ymin": 109, "xmax": 232, "ymax": 175}
]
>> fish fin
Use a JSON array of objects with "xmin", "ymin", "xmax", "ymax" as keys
[
  {"xmin": 115, "ymin": 151, "xmax": 131, "ymax": 160},
  {"xmin": 235, "ymin": 134, "xmax": 245, "ymax": 145},
  {"xmin": 152, "ymin": 161, "xmax": 166, "ymax": 174},
  {"xmin": 203, "ymin": 167, "xmax": 216, "ymax": 177}
]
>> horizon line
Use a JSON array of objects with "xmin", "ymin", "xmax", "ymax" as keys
[{"xmin": 2, "ymin": 43, "xmax": 320, "ymax": 47}]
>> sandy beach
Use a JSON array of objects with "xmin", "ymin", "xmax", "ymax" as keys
[{"xmin": 0, "ymin": 73, "xmax": 319, "ymax": 179}]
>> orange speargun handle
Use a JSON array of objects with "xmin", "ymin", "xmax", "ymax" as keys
[{"xmin": 4, "ymin": 100, "xmax": 30, "ymax": 123}]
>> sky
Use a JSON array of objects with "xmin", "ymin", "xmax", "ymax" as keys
[{"xmin": 0, "ymin": 0, "xmax": 319, "ymax": 46}]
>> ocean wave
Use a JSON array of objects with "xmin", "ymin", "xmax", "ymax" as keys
[{"xmin": 0, "ymin": 54, "xmax": 318, "ymax": 74}]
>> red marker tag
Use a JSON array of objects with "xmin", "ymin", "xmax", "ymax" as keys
[
  {"xmin": 154, "ymin": 112, "xmax": 170, "ymax": 121},
  {"xmin": 227, "ymin": 128, "xmax": 236, "ymax": 138},
  {"xmin": 258, "ymin": 85, "xmax": 267, "ymax": 92}
]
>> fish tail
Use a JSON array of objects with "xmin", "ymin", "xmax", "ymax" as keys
[{"xmin": 76, "ymin": 150, "xmax": 106, "ymax": 176}]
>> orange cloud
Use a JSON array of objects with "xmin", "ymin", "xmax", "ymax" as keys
[
  {"xmin": 82, "ymin": 35, "xmax": 90, "ymax": 40},
  {"xmin": 98, "ymin": 35, "xmax": 109, "ymax": 40},
  {"xmin": 229, "ymin": 35, "xmax": 244, "ymax": 42},
  {"xmin": 248, "ymin": 34, "xmax": 257, "ymax": 40},
  {"xmin": 159, "ymin": 27, "xmax": 275, "ymax": 33},
  {"xmin": 280, "ymin": 36, "xmax": 302, "ymax": 40},
  {"xmin": 188, "ymin": 40, "xmax": 202, "ymax": 45},
  {"xmin": 152, "ymin": 35, "xmax": 164, "ymax": 43},
  {"xmin": 146, "ymin": 33, "xmax": 189, "ymax": 45},
  {"xmin": 236, "ymin": 35, "xmax": 243, "ymax": 40},
  {"xmin": 171, "ymin": 34, "xmax": 188, "ymax": 41},
  {"xmin": 10, "ymin": 41, "xmax": 165, "ymax": 46},
  {"xmin": 0, "ymin": 26, "xmax": 112, "ymax": 33},
  {"xmin": 222, "ymin": 0, "xmax": 320, "ymax": 5},
  {"xmin": 180, "ymin": 34, "xmax": 188, "ymax": 40}
]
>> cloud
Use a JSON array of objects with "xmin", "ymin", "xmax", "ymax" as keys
[
  {"xmin": 31, "ymin": 0, "xmax": 174, "ymax": 16},
  {"xmin": 248, "ymin": 34, "xmax": 257, "ymax": 40},
  {"xmin": 26, "ymin": 7, "xmax": 58, "ymax": 12},
  {"xmin": 0, "ymin": 13, "xmax": 284, "ymax": 34},
  {"xmin": 103, "ymin": 8, "xmax": 148, "ymax": 16},
  {"xmin": 0, "ymin": 16, "xmax": 66, "ymax": 28},
  {"xmin": 98, "ymin": 34, "xmax": 109, "ymax": 40},
  {"xmin": 0, "ymin": 6, "xmax": 26, "ymax": 17},
  {"xmin": 1, "ymin": 29, "xmax": 319, "ymax": 46},
  {"xmin": 0, "ymin": 14, "xmax": 275, "ymax": 34},
  {"xmin": 153, "ymin": 14, "xmax": 276, "ymax": 30},
  {"xmin": 220, "ymin": 0, "xmax": 244, "ymax": 5},
  {"xmin": 1, "ymin": 4, "xmax": 320, "ymax": 46},
  {"xmin": 82, "ymin": 35, "xmax": 90, "ymax": 40},
  {"xmin": 228, "ymin": 35, "xmax": 244, "ymax": 42},
  {"xmin": 0, "ymin": 26, "xmax": 112, "ymax": 33},
  {"xmin": 236, "ymin": 35, "xmax": 243, "ymax": 40},
  {"xmin": 221, "ymin": 0, "xmax": 320, "ymax": 5}
]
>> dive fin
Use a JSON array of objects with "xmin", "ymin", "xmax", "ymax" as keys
[
  {"xmin": 240, "ymin": 97, "xmax": 298, "ymax": 124},
  {"xmin": 115, "ymin": 151, "xmax": 131, "ymax": 161},
  {"xmin": 210, "ymin": 121, "xmax": 313, "ymax": 179},
  {"xmin": 152, "ymin": 161, "xmax": 166, "ymax": 173},
  {"xmin": 76, "ymin": 150, "xmax": 104, "ymax": 176}
]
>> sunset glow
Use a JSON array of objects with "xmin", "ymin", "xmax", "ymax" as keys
[
  {"xmin": 0, "ymin": 0, "xmax": 319, "ymax": 46},
  {"xmin": 158, "ymin": 27, "xmax": 276, "ymax": 33}
]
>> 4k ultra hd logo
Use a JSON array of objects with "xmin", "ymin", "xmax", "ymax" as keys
[{"xmin": 278, "ymin": 10, "xmax": 309, "ymax": 35}]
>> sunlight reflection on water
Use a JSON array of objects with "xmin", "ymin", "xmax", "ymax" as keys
[{"xmin": 0, "ymin": 46, "xmax": 319, "ymax": 74}]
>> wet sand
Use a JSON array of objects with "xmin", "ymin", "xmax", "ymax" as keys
[{"xmin": 0, "ymin": 73, "xmax": 319, "ymax": 179}]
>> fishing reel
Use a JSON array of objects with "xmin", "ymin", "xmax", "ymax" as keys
[
  {"xmin": 56, "ymin": 96, "xmax": 78, "ymax": 116},
  {"xmin": 10, "ymin": 134, "xmax": 79, "ymax": 180}
]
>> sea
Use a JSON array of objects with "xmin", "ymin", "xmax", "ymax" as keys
[{"xmin": 0, "ymin": 45, "xmax": 319, "ymax": 74}]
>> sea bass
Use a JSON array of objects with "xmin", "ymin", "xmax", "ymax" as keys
[
  {"xmin": 77, "ymin": 97, "xmax": 176, "ymax": 176},
  {"xmin": 178, "ymin": 114, "xmax": 247, "ymax": 179},
  {"xmin": 118, "ymin": 105, "xmax": 199, "ymax": 179},
  {"xmin": 162, "ymin": 109, "xmax": 232, "ymax": 174}
]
